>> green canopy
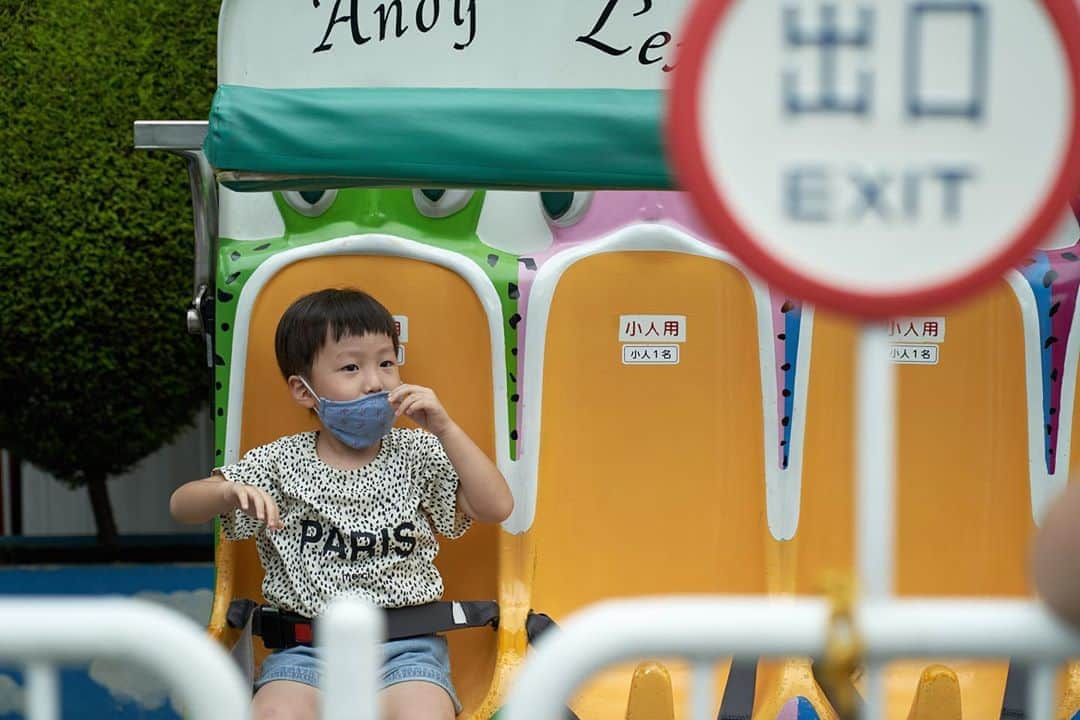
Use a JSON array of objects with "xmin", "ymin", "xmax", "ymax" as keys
[{"xmin": 203, "ymin": 85, "xmax": 675, "ymax": 191}]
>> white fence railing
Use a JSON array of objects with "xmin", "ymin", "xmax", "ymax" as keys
[
  {"xmin": 0, "ymin": 598, "xmax": 249, "ymax": 720},
  {"xmin": 496, "ymin": 596, "xmax": 1080, "ymax": 720},
  {"xmin": 319, "ymin": 599, "xmax": 385, "ymax": 720}
]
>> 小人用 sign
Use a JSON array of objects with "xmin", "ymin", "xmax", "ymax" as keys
[{"xmin": 670, "ymin": 0, "xmax": 1080, "ymax": 318}]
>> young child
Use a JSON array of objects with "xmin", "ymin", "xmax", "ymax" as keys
[{"xmin": 170, "ymin": 287, "xmax": 514, "ymax": 720}]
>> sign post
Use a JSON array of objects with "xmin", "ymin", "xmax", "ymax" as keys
[{"xmin": 670, "ymin": 1, "xmax": 1080, "ymax": 714}]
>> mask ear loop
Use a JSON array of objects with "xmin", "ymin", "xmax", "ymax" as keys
[{"xmin": 297, "ymin": 377, "xmax": 323, "ymax": 417}]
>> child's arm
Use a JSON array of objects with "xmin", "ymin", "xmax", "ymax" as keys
[
  {"xmin": 389, "ymin": 384, "xmax": 514, "ymax": 524},
  {"xmin": 170, "ymin": 475, "xmax": 283, "ymax": 530},
  {"xmin": 436, "ymin": 422, "xmax": 514, "ymax": 523}
]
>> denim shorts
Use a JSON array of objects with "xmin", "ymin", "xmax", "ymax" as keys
[{"xmin": 254, "ymin": 634, "xmax": 461, "ymax": 713}]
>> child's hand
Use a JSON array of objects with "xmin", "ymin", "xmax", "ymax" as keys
[
  {"xmin": 388, "ymin": 384, "xmax": 454, "ymax": 436},
  {"xmin": 221, "ymin": 482, "xmax": 283, "ymax": 531}
]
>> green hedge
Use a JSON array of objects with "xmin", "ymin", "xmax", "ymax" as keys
[{"xmin": 0, "ymin": 2, "xmax": 218, "ymax": 506}]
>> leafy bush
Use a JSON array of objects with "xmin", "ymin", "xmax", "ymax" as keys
[{"xmin": 0, "ymin": 1, "xmax": 219, "ymax": 541}]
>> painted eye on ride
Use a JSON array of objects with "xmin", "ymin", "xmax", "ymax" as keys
[
  {"xmin": 539, "ymin": 191, "xmax": 592, "ymax": 227},
  {"xmin": 412, "ymin": 189, "xmax": 475, "ymax": 218},
  {"xmin": 281, "ymin": 189, "xmax": 338, "ymax": 217}
]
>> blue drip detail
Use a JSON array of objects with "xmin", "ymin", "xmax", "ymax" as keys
[
  {"xmin": 1019, "ymin": 252, "xmax": 1054, "ymax": 472},
  {"xmin": 782, "ymin": 305, "xmax": 802, "ymax": 469},
  {"xmin": 796, "ymin": 696, "xmax": 820, "ymax": 720}
]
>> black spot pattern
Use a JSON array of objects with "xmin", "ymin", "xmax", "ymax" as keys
[
  {"xmin": 230, "ymin": 251, "xmax": 242, "ymax": 262},
  {"xmin": 486, "ymin": 254, "xmax": 499, "ymax": 268},
  {"xmin": 509, "ymin": 313, "xmax": 521, "ymax": 330},
  {"xmin": 508, "ymin": 283, "xmax": 520, "ymax": 300},
  {"xmin": 1044, "ymin": 270, "xmax": 1059, "ymax": 288},
  {"xmin": 1064, "ymin": 252, "xmax": 1079, "ymax": 262},
  {"xmin": 1050, "ymin": 302, "xmax": 1062, "ymax": 317},
  {"xmin": 519, "ymin": 258, "xmax": 537, "ymax": 271},
  {"xmin": 1045, "ymin": 336, "xmax": 1059, "ymax": 348},
  {"xmin": 217, "ymin": 289, "xmax": 234, "ymax": 303},
  {"xmin": 214, "ymin": 354, "xmax": 226, "ymax": 367},
  {"xmin": 221, "ymin": 323, "xmax": 230, "ymax": 332},
  {"xmin": 217, "ymin": 428, "xmax": 470, "ymax": 616},
  {"xmin": 254, "ymin": 243, "xmax": 271, "ymax": 252},
  {"xmin": 780, "ymin": 301, "xmax": 794, "ymax": 314},
  {"xmin": 225, "ymin": 271, "xmax": 241, "ymax": 285}
]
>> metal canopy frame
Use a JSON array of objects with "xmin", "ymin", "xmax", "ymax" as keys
[{"xmin": 133, "ymin": 121, "xmax": 217, "ymax": 341}]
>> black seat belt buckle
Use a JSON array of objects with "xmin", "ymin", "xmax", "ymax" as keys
[{"xmin": 255, "ymin": 606, "xmax": 286, "ymax": 649}]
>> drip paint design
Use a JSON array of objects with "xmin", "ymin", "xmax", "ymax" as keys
[
  {"xmin": 1017, "ymin": 243, "xmax": 1080, "ymax": 473},
  {"xmin": 772, "ymin": 294, "xmax": 802, "ymax": 469},
  {"xmin": 776, "ymin": 696, "xmax": 820, "ymax": 720}
]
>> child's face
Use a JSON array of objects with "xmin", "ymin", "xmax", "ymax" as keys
[{"xmin": 307, "ymin": 331, "xmax": 400, "ymax": 401}]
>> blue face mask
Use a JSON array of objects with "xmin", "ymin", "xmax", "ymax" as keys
[{"xmin": 299, "ymin": 378, "xmax": 396, "ymax": 449}]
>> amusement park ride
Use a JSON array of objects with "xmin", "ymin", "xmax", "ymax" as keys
[{"xmin": 123, "ymin": 0, "xmax": 1080, "ymax": 718}]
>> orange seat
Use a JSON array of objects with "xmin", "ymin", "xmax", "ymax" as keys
[
  {"xmin": 517, "ymin": 238, "xmax": 771, "ymax": 719},
  {"xmin": 209, "ymin": 251, "xmax": 502, "ymax": 716},
  {"xmin": 795, "ymin": 279, "xmax": 1046, "ymax": 720}
]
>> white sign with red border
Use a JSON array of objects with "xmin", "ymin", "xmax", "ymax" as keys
[{"xmin": 670, "ymin": 0, "xmax": 1080, "ymax": 318}]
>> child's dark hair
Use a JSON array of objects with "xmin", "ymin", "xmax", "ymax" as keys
[{"xmin": 274, "ymin": 288, "xmax": 398, "ymax": 380}]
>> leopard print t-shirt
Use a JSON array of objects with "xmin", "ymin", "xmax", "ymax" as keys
[{"xmin": 216, "ymin": 427, "xmax": 471, "ymax": 617}]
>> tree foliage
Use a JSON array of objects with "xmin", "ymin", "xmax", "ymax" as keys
[{"xmin": 0, "ymin": 0, "xmax": 219, "ymax": 536}]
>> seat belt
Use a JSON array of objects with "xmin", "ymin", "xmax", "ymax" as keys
[
  {"xmin": 228, "ymin": 599, "xmax": 500, "ymax": 648},
  {"xmin": 718, "ymin": 658, "xmax": 758, "ymax": 720},
  {"xmin": 385, "ymin": 600, "xmax": 499, "ymax": 640},
  {"xmin": 1001, "ymin": 662, "xmax": 1028, "ymax": 720}
]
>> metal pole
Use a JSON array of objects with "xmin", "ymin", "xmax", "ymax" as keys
[
  {"xmin": 690, "ymin": 661, "xmax": 714, "ymax": 720},
  {"xmin": 1027, "ymin": 663, "xmax": 1058, "ymax": 720},
  {"xmin": 320, "ymin": 598, "xmax": 384, "ymax": 720},
  {"xmin": 25, "ymin": 663, "xmax": 58, "ymax": 720},
  {"xmin": 856, "ymin": 325, "xmax": 896, "ymax": 720}
]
